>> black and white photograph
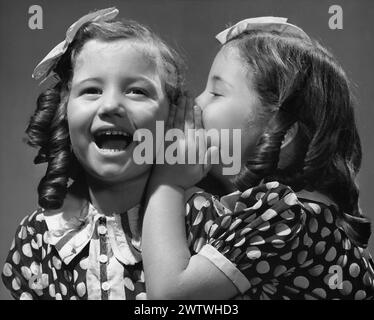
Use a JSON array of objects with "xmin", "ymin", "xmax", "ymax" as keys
[{"xmin": 0, "ymin": 0, "xmax": 373, "ymax": 305}]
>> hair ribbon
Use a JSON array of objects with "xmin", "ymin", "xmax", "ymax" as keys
[
  {"xmin": 32, "ymin": 7, "xmax": 119, "ymax": 86},
  {"xmin": 215, "ymin": 16, "xmax": 310, "ymax": 44}
]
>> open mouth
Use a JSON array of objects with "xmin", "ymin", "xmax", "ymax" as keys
[{"xmin": 93, "ymin": 129, "xmax": 133, "ymax": 152}]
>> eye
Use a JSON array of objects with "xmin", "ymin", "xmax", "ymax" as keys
[
  {"xmin": 81, "ymin": 87, "xmax": 102, "ymax": 95},
  {"xmin": 126, "ymin": 88, "xmax": 148, "ymax": 97},
  {"xmin": 210, "ymin": 92, "xmax": 223, "ymax": 97}
]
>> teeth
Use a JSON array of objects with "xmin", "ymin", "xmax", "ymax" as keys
[{"xmin": 100, "ymin": 130, "xmax": 130, "ymax": 137}]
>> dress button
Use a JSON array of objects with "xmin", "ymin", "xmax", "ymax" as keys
[
  {"xmin": 98, "ymin": 225, "xmax": 107, "ymax": 235},
  {"xmin": 102, "ymin": 281, "xmax": 110, "ymax": 291},
  {"xmin": 99, "ymin": 254, "xmax": 108, "ymax": 264}
]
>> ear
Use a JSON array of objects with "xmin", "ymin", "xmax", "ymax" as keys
[{"xmin": 281, "ymin": 122, "xmax": 299, "ymax": 149}]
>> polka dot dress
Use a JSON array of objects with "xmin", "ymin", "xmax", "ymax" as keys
[
  {"xmin": 185, "ymin": 182, "xmax": 374, "ymax": 300},
  {"xmin": 2, "ymin": 181, "xmax": 374, "ymax": 299}
]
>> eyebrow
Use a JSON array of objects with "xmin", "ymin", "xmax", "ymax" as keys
[
  {"xmin": 73, "ymin": 75, "xmax": 158, "ymax": 87},
  {"xmin": 211, "ymin": 75, "xmax": 233, "ymax": 89}
]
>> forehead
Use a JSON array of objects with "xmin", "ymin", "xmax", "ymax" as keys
[
  {"xmin": 73, "ymin": 39, "xmax": 160, "ymax": 80},
  {"xmin": 210, "ymin": 45, "xmax": 256, "ymax": 89}
]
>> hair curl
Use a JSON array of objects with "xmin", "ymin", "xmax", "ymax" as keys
[
  {"xmin": 227, "ymin": 30, "xmax": 371, "ymax": 247},
  {"xmin": 26, "ymin": 18, "xmax": 185, "ymax": 210}
]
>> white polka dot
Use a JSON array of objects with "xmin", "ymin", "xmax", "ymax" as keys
[
  {"xmin": 339, "ymin": 280, "xmax": 353, "ymax": 296},
  {"xmin": 36, "ymin": 213, "xmax": 44, "ymax": 222},
  {"xmin": 266, "ymin": 181, "xmax": 279, "ymax": 189},
  {"xmin": 273, "ymin": 265, "xmax": 287, "ymax": 277},
  {"xmin": 124, "ymin": 277, "xmax": 135, "ymax": 291},
  {"xmin": 284, "ymin": 193, "xmax": 298, "ymax": 206},
  {"xmin": 246, "ymin": 247, "xmax": 261, "ymax": 260},
  {"xmin": 308, "ymin": 203, "xmax": 321, "ymax": 214},
  {"xmin": 220, "ymin": 216, "xmax": 232, "ymax": 229},
  {"xmin": 79, "ymin": 257, "xmax": 88, "ymax": 270},
  {"xmin": 325, "ymin": 246, "xmax": 337, "ymax": 262},
  {"xmin": 52, "ymin": 256, "xmax": 62, "ymax": 270},
  {"xmin": 297, "ymin": 251, "xmax": 308, "ymax": 264},
  {"xmin": 234, "ymin": 237, "xmax": 246, "ymax": 247},
  {"xmin": 31, "ymin": 239, "xmax": 39, "ymax": 250},
  {"xmin": 41, "ymin": 247, "xmax": 46, "ymax": 259},
  {"xmin": 343, "ymin": 239, "xmax": 351, "ymax": 250},
  {"xmin": 252, "ymin": 200, "xmax": 262, "ymax": 210},
  {"xmin": 18, "ymin": 227, "xmax": 27, "ymax": 240},
  {"xmin": 229, "ymin": 218, "xmax": 242, "ymax": 231},
  {"xmin": 258, "ymin": 221, "xmax": 270, "ymax": 232},
  {"xmin": 11, "ymin": 251, "xmax": 20, "ymax": 265},
  {"xmin": 324, "ymin": 209, "xmax": 333, "ymax": 224},
  {"xmin": 280, "ymin": 252, "xmax": 292, "ymax": 261},
  {"xmin": 349, "ymin": 263, "xmax": 361, "ymax": 278},
  {"xmin": 70, "ymin": 296, "xmax": 78, "ymax": 300},
  {"xmin": 22, "ymin": 243, "xmax": 32, "ymax": 258},
  {"xmin": 76, "ymin": 282, "xmax": 86, "ymax": 297},
  {"xmin": 193, "ymin": 196, "xmax": 208, "ymax": 210},
  {"xmin": 193, "ymin": 211, "xmax": 203, "ymax": 226},
  {"xmin": 255, "ymin": 192, "xmax": 265, "ymax": 201},
  {"xmin": 3, "ymin": 263, "xmax": 13, "ymax": 277},
  {"xmin": 308, "ymin": 264, "xmax": 324, "ymax": 277},
  {"xmin": 267, "ymin": 193, "xmax": 279, "ymax": 204},
  {"xmin": 308, "ymin": 218, "xmax": 318, "ymax": 233},
  {"xmin": 21, "ymin": 266, "xmax": 32, "ymax": 280},
  {"xmin": 261, "ymin": 209, "xmax": 277, "ymax": 221},
  {"xmin": 208, "ymin": 224, "xmax": 218, "ymax": 237},
  {"xmin": 20, "ymin": 292, "xmax": 33, "ymax": 300},
  {"xmin": 256, "ymin": 261, "xmax": 270, "ymax": 274},
  {"xmin": 293, "ymin": 276, "xmax": 310, "ymax": 289},
  {"xmin": 51, "ymin": 268, "xmax": 57, "ymax": 281},
  {"xmin": 73, "ymin": 270, "xmax": 79, "ymax": 282},
  {"xmin": 225, "ymin": 232, "xmax": 235, "ymax": 242},
  {"xmin": 311, "ymin": 288, "xmax": 326, "ymax": 298},
  {"xmin": 315, "ymin": 241, "xmax": 326, "ymax": 255},
  {"xmin": 55, "ymin": 293, "xmax": 62, "ymax": 300},
  {"xmin": 241, "ymin": 188, "xmax": 253, "ymax": 198},
  {"xmin": 10, "ymin": 239, "xmax": 15, "ymax": 250},
  {"xmin": 60, "ymin": 283, "xmax": 67, "ymax": 296},
  {"xmin": 321, "ymin": 227, "xmax": 331, "ymax": 238},
  {"xmin": 43, "ymin": 231, "xmax": 49, "ymax": 244},
  {"xmin": 30, "ymin": 262, "xmax": 40, "ymax": 275},
  {"xmin": 204, "ymin": 220, "xmax": 214, "ymax": 234},
  {"xmin": 27, "ymin": 226, "xmax": 35, "ymax": 236},
  {"xmin": 240, "ymin": 227, "xmax": 253, "ymax": 237},
  {"xmin": 185, "ymin": 203, "xmax": 191, "ymax": 216},
  {"xmin": 337, "ymin": 254, "xmax": 348, "ymax": 267},
  {"xmin": 136, "ymin": 292, "xmax": 147, "ymax": 300},
  {"xmin": 354, "ymin": 290, "xmax": 366, "ymax": 300},
  {"xmin": 36, "ymin": 233, "xmax": 43, "ymax": 246},
  {"xmin": 12, "ymin": 277, "xmax": 21, "ymax": 290},
  {"xmin": 49, "ymin": 284, "xmax": 56, "ymax": 297},
  {"xmin": 249, "ymin": 235, "xmax": 265, "ymax": 246},
  {"xmin": 275, "ymin": 223, "xmax": 291, "ymax": 236}
]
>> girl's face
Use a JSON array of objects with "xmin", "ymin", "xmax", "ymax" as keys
[
  {"xmin": 195, "ymin": 45, "xmax": 267, "ymax": 168},
  {"xmin": 67, "ymin": 39, "xmax": 168, "ymax": 185}
]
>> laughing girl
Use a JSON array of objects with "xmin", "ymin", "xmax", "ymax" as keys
[{"xmin": 2, "ymin": 7, "xmax": 183, "ymax": 299}]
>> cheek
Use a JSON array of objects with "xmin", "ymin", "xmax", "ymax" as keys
[{"xmin": 128, "ymin": 98, "xmax": 169, "ymax": 132}]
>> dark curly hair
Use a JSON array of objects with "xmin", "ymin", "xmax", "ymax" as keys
[
  {"xmin": 26, "ymin": 18, "xmax": 185, "ymax": 211},
  {"xmin": 225, "ymin": 30, "xmax": 371, "ymax": 247}
]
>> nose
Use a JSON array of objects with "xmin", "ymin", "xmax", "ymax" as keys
[
  {"xmin": 98, "ymin": 88, "xmax": 126, "ymax": 118},
  {"xmin": 194, "ymin": 91, "xmax": 205, "ymax": 109}
]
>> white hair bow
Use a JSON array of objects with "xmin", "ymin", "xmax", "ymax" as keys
[
  {"xmin": 215, "ymin": 16, "xmax": 310, "ymax": 44},
  {"xmin": 32, "ymin": 7, "xmax": 119, "ymax": 86}
]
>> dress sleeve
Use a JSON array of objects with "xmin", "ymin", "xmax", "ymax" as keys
[
  {"xmin": 2, "ymin": 209, "xmax": 49, "ymax": 299},
  {"xmin": 195, "ymin": 182, "xmax": 307, "ymax": 294}
]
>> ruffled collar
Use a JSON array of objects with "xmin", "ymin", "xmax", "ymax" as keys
[{"xmin": 42, "ymin": 191, "xmax": 142, "ymax": 266}]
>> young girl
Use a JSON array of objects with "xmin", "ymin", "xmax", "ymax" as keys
[
  {"xmin": 142, "ymin": 17, "xmax": 374, "ymax": 300},
  {"xmin": 2, "ymin": 7, "xmax": 184, "ymax": 299}
]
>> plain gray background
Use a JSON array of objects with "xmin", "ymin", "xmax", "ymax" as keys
[{"xmin": 0, "ymin": 0, "xmax": 373, "ymax": 300}]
